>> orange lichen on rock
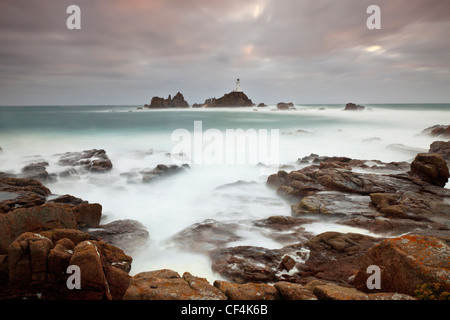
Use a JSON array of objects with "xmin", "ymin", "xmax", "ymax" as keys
[{"xmin": 354, "ymin": 235, "xmax": 450, "ymax": 296}]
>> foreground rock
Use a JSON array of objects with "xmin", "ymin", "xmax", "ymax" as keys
[
  {"xmin": 253, "ymin": 216, "xmax": 315, "ymax": 244},
  {"xmin": 0, "ymin": 203, "xmax": 78, "ymax": 254},
  {"xmin": 208, "ymin": 234, "xmax": 438, "ymax": 300},
  {"xmin": 0, "ymin": 176, "xmax": 137, "ymax": 300},
  {"xmin": 354, "ymin": 234, "xmax": 450, "ymax": 296},
  {"xmin": 429, "ymin": 140, "xmax": 450, "ymax": 167},
  {"xmin": 313, "ymin": 283, "xmax": 370, "ymax": 300},
  {"xmin": 292, "ymin": 191, "xmax": 378, "ymax": 217},
  {"xmin": 273, "ymin": 281, "xmax": 318, "ymax": 300},
  {"xmin": 124, "ymin": 270, "xmax": 226, "ymax": 300},
  {"xmin": 172, "ymin": 215, "xmax": 316, "ymax": 254},
  {"xmin": 311, "ymin": 283, "xmax": 414, "ymax": 300},
  {"xmin": 2, "ymin": 177, "xmax": 427, "ymax": 302},
  {"xmin": 210, "ymin": 245, "xmax": 281, "ymax": 284},
  {"xmin": 121, "ymin": 268, "xmax": 417, "ymax": 300},
  {"xmin": 46, "ymin": 194, "xmax": 102, "ymax": 229},
  {"xmin": 267, "ymin": 152, "xmax": 450, "ymax": 240},
  {"xmin": 1, "ymin": 230, "xmax": 132, "ymax": 299},
  {"xmin": 172, "ymin": 219, "xmax": 242, "ymax": 253},
  {"xmin": 19, "ymin": 162, "xmax": 56, "ymax": 183},
  {"xmin": 210, "ymin": 231, "xmax": 381, "ymax": 285},
  {"xmin": 85, "ymin": 219, "xmax": 149, "ymax": 253},
  {"xmin": 214, "ymin": 280, "xmax": 280, "ymax": 300},
  {"xmin": 3, "ymin": 145, "xmax": 449, "ymax": 300},
  {"xmin": 0, "ymin": 177, "xmax": 51, "ymax": 214},
  {"xmin": 296, "ymin": 153, "xmax": 410, "ymax": 172},
  {"xmin": 410, "ymin": 153, "xmax": 449, "ymax": 187},
  {"xmin": 293, "ymin": 232, "xmax": 381, "ymax": 284}
]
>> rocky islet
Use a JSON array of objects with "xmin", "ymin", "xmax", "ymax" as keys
[
  {"xmin": 145, "ymin": 92, "xmax": 190, "ymax": 109},
  {"xmin": 145, "ymin": 90, "xmax": 255, "ymax": 109}
]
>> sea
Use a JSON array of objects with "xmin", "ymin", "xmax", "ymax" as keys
[{"xmin": 0, "ymin": 103, "xmax": 449, "ymax": 281}]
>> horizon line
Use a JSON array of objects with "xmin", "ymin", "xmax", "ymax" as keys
[{"xmin": 1, "ymin": 102, "xmax": 450, "ymax": 107}]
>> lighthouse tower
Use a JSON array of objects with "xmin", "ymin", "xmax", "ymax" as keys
[{"xmin": 234, "ymin": 78, "xmax": 242, "ymax": 92}]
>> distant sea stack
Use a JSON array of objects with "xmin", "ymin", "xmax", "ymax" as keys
[
  {"xmin": 194, "ymin": 79, "xmax": 255, "ymax": 108},
  {"xmin": 344, "ymin": 102, "xmax": 365, "ymax": 111},
  {"xmin": 145, "ymin": 92, "xmax": 189, "ymax": 109},
  {"xmin": 277, "ymin": 102, "xmax": 295, "ymax": 110},
  {"xmin": 203, "ymin": 91, "xmax": 255, "ymax": 108}
]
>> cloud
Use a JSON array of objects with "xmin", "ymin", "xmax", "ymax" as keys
[{"xmin": 0, "ymin": 0, "xmax": 449, "ymax": 105}]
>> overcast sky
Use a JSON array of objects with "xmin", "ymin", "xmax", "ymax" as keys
[{"xmin": 0, "ymin": 0, "xmax": 449, "ymax": 106}]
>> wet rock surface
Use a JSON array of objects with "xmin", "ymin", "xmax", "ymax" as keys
[
  {"xmin": 214, "ymin": 280, "xmax": 280, "ymax": 300},
  {"xmin": 57, "ymin": 149, "xmax": 113, "ymax": 173},
  {"xmin": 141, "ymin": 163, "xmax": 190, "ymax": 183},
  {"xmin": 172, "ymin": 219, "xmax": 243, "ymax": 253},
  {"xmin": 273, "ymin": 281, "xmax": 318, "ymax": 300},
  {"xmin": 19, "ymin": 162, "xmax": 56, "ymax": 182},
  {"xmin": 354, "ymin": 234, "xmax": 450, "ymax": 296},
  {"xmin": 252, "ymin": 216, "xmax": 315, "ymax": 244},
  {"xmin": 121, "ymin": 163, "xmax": 190, "ymax": 184},
  {"xmin": 209, "ymin": 231, "xmax": 381, "ymax": 285},
  {"xmin": 410, "ymin": 153, "xmax": 449, "ymax": 187},
  {"xmin": 1, "ymin": 142, "xmax": 450, "ymax": 300},
  {"xmin": 201, "ymin": 147, "xmax": 449, "ymax": 300},
  {"xmin": 267, "ymin": 152, "xmax": 450, "ymax": 242},
  {"xmin": 210, "ymin": 245, "xmax": 282, "ymax": 284},
  {"xmin": 0, "ymin": 175, "xmax": 135, "ymax": 299},
  {"xmin": 85, "ymin": 219, "xmax": 149, "ymax": 254},
  {"xmin": 124, "ymin": 270, "xmax": 226, "ymax": 300},
  {"xmin": 0, "ymin": 229, "xmax": 132, "ymax": 299},
  {"xmin": 0, "ymin": 177, "xmax": 51, "ymax": 214},
  {"xmin": 172, "ymin": 215, "xmax": 315, "ymax": 254},
  {"xmin": 429, "ymin": 140, "xmax": 450, "ymax": 164},
  {"xmin": 0, "ymin": 203, "xmax": 78, "ymax": 254}
]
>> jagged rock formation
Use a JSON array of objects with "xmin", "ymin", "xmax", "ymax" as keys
[{"xmin": 146, "ymin": 92, "xmax": 189, "ymax": 108}]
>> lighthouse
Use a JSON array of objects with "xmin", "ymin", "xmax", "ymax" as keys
[{"xmin": 234, "ymin": 78, "xmax": 242, "ymax": 92}]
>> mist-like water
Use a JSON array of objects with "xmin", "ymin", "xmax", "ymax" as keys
[{"xmin": 0, "ymin": 104, "xmax": 449, "ymax": 281}]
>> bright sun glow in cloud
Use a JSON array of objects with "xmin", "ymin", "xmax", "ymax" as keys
[
  {"xmin": 253, "ymin": 3, "xmax": 263, "ymax": 19},
  {"xmin": 365, "ymin": 46, "xmax": 386, "ymax": 53},
  {"xmin": 220, "ymin": 0, "xmax": 266, "ymax": 22},
  {"xmin": 366, "ymin": 45, "xmax": 383, "ymax": 53},
  {"xmin": 243, "ymin": 44, "xmax": 254, "ymax": 56}
]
